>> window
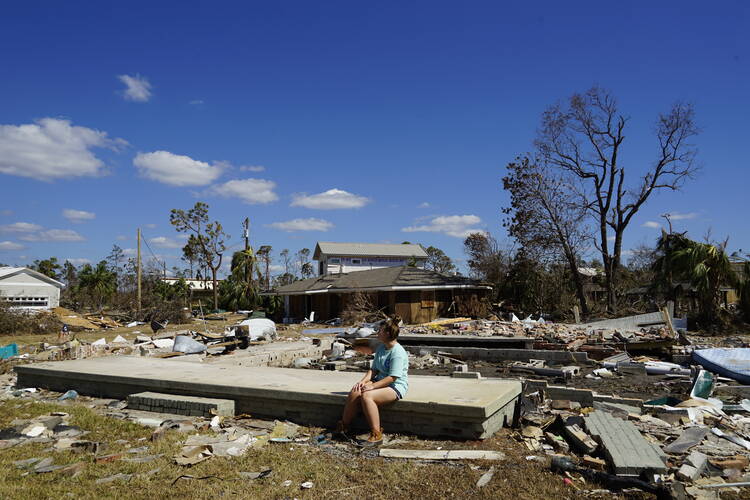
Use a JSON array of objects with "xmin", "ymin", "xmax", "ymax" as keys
[
  {"xmin": 1, "ymin": 296, "xmax": 48, "ymax": 307},
  {"xmin": 328, "ymin": 258, "xmax": 340, "ymax": 264},
  {"xmin": 351, "ymin": 258, "xmax": 362, "ymax": 265}
]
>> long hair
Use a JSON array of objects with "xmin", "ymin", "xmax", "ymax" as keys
[{"xmin": 381, "ymin": 314, "xmax": 402, "ymax": 341}]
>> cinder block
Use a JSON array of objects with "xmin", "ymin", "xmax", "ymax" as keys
[
  {"xmin": 452, "ymin": 371, "xmax": 481, "ymax": 379},
  {"xmin": 126, "ymin": 392, "xmax": 235, "ymax": 417}
]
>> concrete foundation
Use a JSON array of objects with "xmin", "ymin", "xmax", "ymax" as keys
[
  {"xmin": 404, "ymin": 345, "xmax": 592, "ymax": 364},
  {"xmin": 15, "ymin": 357, "xmax": 521, "ymax": 440}
]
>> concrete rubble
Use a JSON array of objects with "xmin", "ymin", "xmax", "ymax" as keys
[{"xmin": 2, "ymin": 309, "xmax": 750, "ymax": 498}]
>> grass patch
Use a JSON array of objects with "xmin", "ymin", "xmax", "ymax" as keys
[{"xmin": 0, "ymin": 398, "xmax": 584, "ymax": 500}]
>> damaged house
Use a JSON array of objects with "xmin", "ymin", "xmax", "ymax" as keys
[{"xmin": 268, "ymin": 265, "xmax": 492, "ymax": 323}]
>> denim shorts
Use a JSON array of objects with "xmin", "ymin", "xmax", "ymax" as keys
[{"xmin": 390, "ymin": 386, "xmax": 403, "ymax": 400}]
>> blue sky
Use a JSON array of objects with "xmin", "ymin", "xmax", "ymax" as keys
[{"xmin": 0, "ymin": 1, "xmax": 748, "ymax": 275}]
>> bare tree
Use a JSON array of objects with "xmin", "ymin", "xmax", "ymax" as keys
[
  {"xmin": 503, "ymin": 155, "xmax": 591, "ymax": 317},
  {"xmin": 536, "ymin": 87, "xmax": 699, "ymax": 313},
  {"xmin": 279, "ymin": 249, "xmax": 292, "ymax": 277},
  {"xmin": 256, "ymin": 245, "xmax": 272, "ymax": 290},
  {"xmin": 170, "ymin": 202, "xmax": 228, "ymax": 310}
]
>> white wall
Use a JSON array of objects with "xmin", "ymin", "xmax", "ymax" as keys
[
  {"xmin": 320, "ymin": 256, "xmax": 426, "ymax": 275},
  {"xmin": 0, "ymin": 272, "xmax": 61, "ymax": 310}
]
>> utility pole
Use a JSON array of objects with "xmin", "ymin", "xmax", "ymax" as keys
[
  {"xmin": 243, "ymin": 217, "xmax": 250, "ymax": 252},
  {"xmin": 137, "ymin": 228, "xmax": 142, "ymax": 317},
  {"xmin": 243, "ymin": 217, "xmax": 251, "ymax": 295}
]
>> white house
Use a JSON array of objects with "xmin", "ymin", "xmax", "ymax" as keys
[
  {"xmin": 0, "ymin": 267, "xmax": 65, "ymax": 310},
  {"xmin": 313, "ymin": 242, "xmax": 428, "ymax": 276}
]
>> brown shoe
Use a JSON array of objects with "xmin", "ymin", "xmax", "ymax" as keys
[
  {"xmin": 334, "ymin": 420, "xmax": 349, "ymax": 438},
  {"xmin": 356, "ymin": 428, "xmax": 383, "ymax": 447}
]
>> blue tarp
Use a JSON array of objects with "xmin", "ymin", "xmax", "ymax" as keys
[
  {"xmin": 0, "ymin": 343, "xmax": 18, "ymax": 360},
  {"xmin": 693, "ymin": 348, "xmax": 750, "ymax": 384}
]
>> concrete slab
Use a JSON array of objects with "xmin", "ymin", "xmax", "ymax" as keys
[
  {"xmin": 584, "ymin": 410, "xmax": 667, "ymax": 475},
  {"xmin": 165, "ymin": 340, "xmax": 333, "ymax": 368},
  {"xmin": 15, "ymin": 357, "xmax": 520, "ymax": 440},
  {"xmin": 397, "ymin": 335, "xmax": 535, "ymax": 350}
]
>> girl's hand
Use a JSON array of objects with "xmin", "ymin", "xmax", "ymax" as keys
[{"xmin": 361, "ymin": 381, "xmax": 374, "ymax": 392}]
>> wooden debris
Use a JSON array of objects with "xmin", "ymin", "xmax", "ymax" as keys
[{"xmin": 379, "ymin": 449, "xmax": 505, "ymax": 460}]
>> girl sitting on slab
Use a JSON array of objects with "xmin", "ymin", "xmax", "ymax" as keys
[{"xmin": 335, "ymin": 314, "xmax": 408, "ymax": 446}]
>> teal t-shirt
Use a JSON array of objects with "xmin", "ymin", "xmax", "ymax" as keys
[{"xmin": 371, "ymin": 343, "xmax": 409, "ymax": 397}]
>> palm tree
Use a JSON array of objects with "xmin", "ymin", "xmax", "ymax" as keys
[
  {"xmin": 78, "ymin": 260, "xmax": 117, "ymax": 311},
  {"xmin": 219, "ymin": 250, "xmax": 260, "ymax": 311},
  {"xmin": 653, "ymin": 232, "xmax": 737, "ymax": 324}
]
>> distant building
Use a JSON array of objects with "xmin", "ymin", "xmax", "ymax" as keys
[
  {"xmin": 160, "ymin": 277, "xmax": 219, "ymax": 304},
  {"xmin": 313, "ymin": 242, "xmax": 428, "ymax": 276},
  {"xmin": 0, "ymin": 267, "xmax": 65, "ymax": 310}
]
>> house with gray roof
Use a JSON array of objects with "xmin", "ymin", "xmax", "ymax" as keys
[{"xmin": 267, "ymin": 265, "xmax": 491, "ymax": 324}]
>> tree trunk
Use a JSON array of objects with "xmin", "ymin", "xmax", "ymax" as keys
[{"xmin": 211, "ymin": 267, "xmax": 218, "ymax": 310}]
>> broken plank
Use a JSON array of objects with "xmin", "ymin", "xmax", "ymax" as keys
[
  {"xmin": 379, "ymin": 449, "xmax": 505, "ymax": 461},
  {"xmin": 663, "ymin": 426, "xmax": 709, "ymax": 454}
]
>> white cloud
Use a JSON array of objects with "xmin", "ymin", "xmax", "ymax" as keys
[
  {"xmin": 123, "ymin": 248, "xmax": 137, "ymax": 256},
  {"xmin": 62, "ymin": 209, "xmax": 95, "ymax": 223},
  {"xmin": 0, "ymin": 222, "xmax": 43, "ymax": 233},
  {"xmin": 291, "ymin": 188, "xmax": 370, "ymax": 210},
  {"xmin": 267, "ymin": 218, "xmax": 334, "ymax": 232},
  {"xmin": 0, "ymin": 210, "xmax": 12, "ymax": 216},
  {"xmin": 402, "ymin": 215, "xmax": 484, "ymax": 238},
  {"xmin": 418, "ymin": 202, "xmax": 430, "ymax": 208},
  {"xmin": 149, "ymin": 236, "xmax": 184, "ymax": 249},
  {"xmin": 189, "ymin": 100, "xmax": 204, "ymax": 105},
  {"xmin": 116, "ymin": 235, "xmax": 128, "ymax": 241},
  {"xmin": 0, "ymin": 241, "xmax": 24, "ymax": 251},
  {"xmin": 144, "ymin": 223, "xmax": 157, "ymax": 229},
  {"xmin": 642, "ymin": 221, "xmax": 662, "ymax": 229},
  {"xmin": 134, "ymin": 151, "xmax": 223, "ymax": 187},
  {"xmin": 210, "ymin": 178, "xmax": 278, "ymax": 204},
  {"xmin": 117, "ymin": 74, "xmax": 152, "ymax": 102},
  {"xmin": 239, "ymin": 165, "xmax": 265, "ymax": 172},
  {"xmin": 19, "ymin": 229, "xmax": 85, "ymax": 242},
  {"xmin": 0, "ymin": 118, "xmax": 126, "ymax": 181},
  {"xmin": 667, "ymin": 212, "xmax": 698, "ymax": 221},
  {"xmin": 65, "ymin": 258, "xmax": 91, "ymax": 266}
]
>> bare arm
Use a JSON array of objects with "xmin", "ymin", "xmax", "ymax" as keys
[{"xmin": 363, "ymin": 376, "xmax": 396, "ymax": 391}]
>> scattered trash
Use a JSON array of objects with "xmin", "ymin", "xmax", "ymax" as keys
[
  {"xmin": 95, "ymin": 473, "xmax": 132, "ymax": 484},
  {"xmin": 300, "ymin": 481, "xmax": 314, "ymax": 489},
  {"xmin": 239, "ymin": 469, "xmax": 273, "ymax": 480},
  {"xmin": 476, "ymin": 466, "xmax": 495, "ymax": 488},
  {"xmin": 173, "ymin": 335, "xmax": 208, "ymax": 354},
  {"xmin": 58, "ymin": 390, "xmax": 78, "ymax": 401},
  {"xmin": 175, "ymin": 445, "xmax": 213, "ymax": 466},
  {"xmin": 0, "ymin": 343, "xmax": 18, "ymax": 360}
]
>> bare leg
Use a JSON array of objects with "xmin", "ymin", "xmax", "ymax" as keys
[
  {"xmin": 361, "ymin": 388, "xmax": 398, "ymax": 432},
  {"xmin": 341, "ymin": 388, "xmax": 362, "ymax": 425}
]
